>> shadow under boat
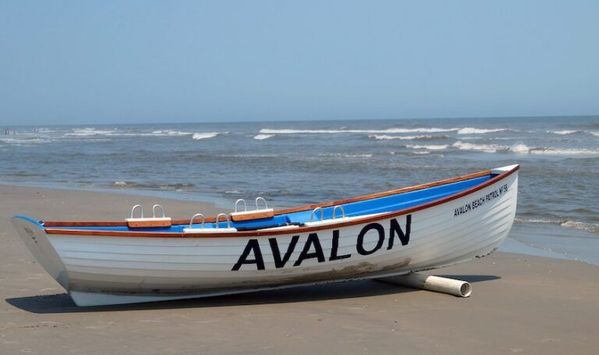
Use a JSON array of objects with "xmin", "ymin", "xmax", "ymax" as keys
[{"xmin": 5, "ymin": 275, "xmax": 500, "ymax": 314}]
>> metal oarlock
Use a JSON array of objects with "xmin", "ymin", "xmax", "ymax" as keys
[
  {"xmin": 310, "ymin": 207, "xmax": 324, "ymax": 222},
  {"xmin": 332, "ymin": 205, "xmax": 346, "ymax": 219},
  {"xmin": 152, "ymin": 204, "xmax": 166, "ymax": 218},
  {"xmin": 213, "ymin": 211, "xmax": 237, "ymax": 232},
  {"xmin": 188, "ymin": 213, "xmax": 205, "ymax": 229},
  {"xmin": 184, "ymin": 212, "xmax": 237, "ymax": 233},
  {"xmin": 304, "ymin": 205, "xmax": 351, "ymax": 227},
  {"xmin": 234, "ymin": 199, "xmax": 247, "ymax": 213},
  {"xmin": 255, "ymin": 197, "xmax": 269, "ymax": 210},
  {"xmin": 215, "ymin": 213, "xmax": 231, "ymax": 229},
  {"xmin": 130, "ymin": 204, "xmax": 144, "ymax": 219}
]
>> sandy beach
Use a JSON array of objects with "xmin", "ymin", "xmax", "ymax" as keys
[{"xmin": 1, "ymin": 185, "xmax": 598, "ymax": 354}]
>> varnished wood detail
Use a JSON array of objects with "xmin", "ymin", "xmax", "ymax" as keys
[
  {"xmin": 126, "ymin": 218, "xmax": 172, "ymax": 228},
  {"xmin": 230, "ymin": 210, "xmax": 275, "ymax": 222},
  {"xmin": 43, "ymin": 168, "xmax": 492, "ymax": 228},
  {"xmin": 275, "ymin": 169, "xmax": 492, "ymax": 215},
  {"xmin": 43, "ymin": 166, "xmax": 518, "ymax": 238}
]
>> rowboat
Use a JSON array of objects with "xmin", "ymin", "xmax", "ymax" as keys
[{"xmin": 11, "ymin": 164, "xmax": 519, "ymax": 306}]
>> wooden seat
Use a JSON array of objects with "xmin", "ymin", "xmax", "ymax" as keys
[
  {"xmin": 126, "ymin": 217, "xmax": 172, "ymax": 228},
  {"xmin": 230, "ymin": 197, "xmax": 275, "ymax": 222},
  {"xmin": 230, "ymin": 209, "xmax": 275, "ymax": 222},
  {"xmin": 126, "ymin": 204, "xmax": 172, "ymax": 228}
]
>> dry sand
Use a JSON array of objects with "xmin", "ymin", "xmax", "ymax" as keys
[{"xmin": 1, "ymin": 185, "xmax": 598, "ymax": 354}]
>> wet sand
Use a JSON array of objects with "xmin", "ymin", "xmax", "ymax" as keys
[{"xmin": 1, "ymin": 185, "xmax": 598, "ymax": 354}]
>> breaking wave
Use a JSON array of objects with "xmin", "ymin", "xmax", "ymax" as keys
[
  {"xmin": 260, "ymin": 127, "xmax": 517, "ymax": 136},
  {"xmin": 548, "ymin": 130, "xmax": 578, "ymax": 135},
  {"xmin": 547, "ymin": 129, "xmax": 599, "ymax": 137},
  {"xmin": 560, "ymin": 220, "xmax": 599, "ymax": 234},
  {"xmin": 66, "ymin": 128, "xmax": 193, "ymax": 137},
  {"xmin": 528, "ymin": 147, "xmax": 599, "ymax": 156},
  {"xmin": 453, "ymin": 141, "xmax": 599, "ymax": 156},
  {"xmin": 515, "ymin": 217, "xmax": 598, "ymax": 234},
  {"xmin": 405, "ymin": 144, "xmax": 449, "ymax": 150},
  {"xmin": 253, "ymin": 134, "xmax": 274, "ymax": 140},
  {"xmin": 0, "ymin": 137, "xmax": 54, "ymax": 145},
  {"xmin": 457, "ymin": 127, "xmax": 507, "ymax": 134},
  {"xmin": 259, "ymin": 127, "xmax": 459, "ymax": 134},
  {"xmin": 65, "ymin": 128, "xmax": 117, "ymax": 137},
  {"xmin": 150, "ymin": 130, "xmax": 193, "ymax": 136},
  {"xmin": 509, "ymin": 143, "xmax": 530, "ymax": 153},
  {"xmin": 192, "ymin": 132, "xmax": 220, "ymax": 140},
  {"xmin": 368, "ymin": 134, "xmax": 445, "ymax": 140},
  {"xmin": 452, "ymin": 141, "xmax": 502, "ymax": 153}
]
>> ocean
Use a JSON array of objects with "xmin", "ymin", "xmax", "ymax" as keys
[{"xmin": 1, "ymin": 116, "xmax": 598, "ymax": 261}]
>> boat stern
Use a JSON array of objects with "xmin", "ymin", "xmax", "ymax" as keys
[{"xmin": 11, "ymin": 215, "xmax": 70, "ymax": 289}]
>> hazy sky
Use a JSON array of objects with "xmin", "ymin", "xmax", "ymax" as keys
[{"xmin": 1, "ymin": 1, "xmax": 598, "ymax": 125}]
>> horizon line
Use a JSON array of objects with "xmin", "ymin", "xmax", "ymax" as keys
[{"xmin": 3, "ymin": 113, "xmax": 598, "ymax": 128}]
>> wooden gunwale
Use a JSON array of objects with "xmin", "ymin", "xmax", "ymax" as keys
[
  {"xmin": 43, "ymin": 166, "xmax": 518, "ymax": 238},
  {"xmin": 43, "ymin": 169, "xmax": 491, "ymax": 227}
]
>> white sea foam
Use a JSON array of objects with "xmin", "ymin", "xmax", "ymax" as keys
[
  {"xmin": 509, "ymin": 143, "xmax": 530, "ymax": 153},
  {"xmin": 369, "ymin": 134, "xmax": 438, "ymax": 140},
  {"xmin": 590, "ymin": 131, "xmax": 599, "ymax": 137},
  {"xmin": 65, "ymin": 128, "xmax": 117, "ymax": 137},
  {"xmin": 457, "ymin": 127, "xmax": 507, "ymax": 134},
  {"xmin": 454, "ymin": 142, "xmax": 527, "ymax": 154},
  {"xmin": 0, "ymin": 137, "xmax": 54, "ymax": 145},
  {"xmin": 452, "ymin": 141, "xmax": 501, "ymax": 153},
  {"xmin": 260, "ymin": 127, "xmax": 458, "ymax": 135},
  {"xmin": 461, "ymin": 136, "xmax": 520, "ymax": 141},
  {"xmin": 114, "ymin": 130, "xmax": 192, "ymax": 137},
  {"xmin": 66, "ymin": 128, "xmax": 193, "ymax": 137},
  {"xmin": 150, "ymin": 130, "xmax": 193, "ymax": 136},
  {"xmin": 37, "ymin": 128, "xmax": 56, "ymax": 133},
  {"xmin": 114, "ymin": 130, "xmax": 194, "ymax": 137},
  {"xmin": 515, "ymin": 217, "xmax": 560, "ymax": 224},
  {"xmin": 260, "ymin": 127, "xmax": 514, "ymax": 136},
  {"xmin": 515, "ymin": 217, "xmax": 598, "ymax": 234},
  {"xmin": 192, "ymin": 132, "xmax": 220, "ymax": 140},
  {"xmin": 253, "ymin": 134, "xmax": 274, "ymax": 140},
  {"xmin": 369, "ymin": 134, "xmax": 404, "ymax": 140},
  {"xmin": 345, "ymin": 154, "xmax": 373, "ymax": 158},
  {"xmin": 548, "ymin": 130, "xmax": 578, "ymax": 135},
  {"xmin": 560, "ymin": 220, "xmax": 599, "ymax": 234},
  {"xmin": 529, "ymin": 148, "xmax": 599, "ymax": 156},
  {"xmin": 406, "ymin": 144, "xmax": 449, "ymax": 151},
  {"xmin": 453, "ymin": 141, "xmax": 599, "ymax": 156}
]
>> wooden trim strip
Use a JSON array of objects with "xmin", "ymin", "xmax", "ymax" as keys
[
  {"xmin": 43, "ymin": 168, "xmax": 492, "ymax": 228},
  {"xmin": 44, "ymin": 165, "xmax": 518, "ymax": 238}
]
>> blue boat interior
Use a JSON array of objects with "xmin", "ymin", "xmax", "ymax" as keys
[{"xmin": 45, "ymin": 173, "xmax": 493, "ymax": 232}]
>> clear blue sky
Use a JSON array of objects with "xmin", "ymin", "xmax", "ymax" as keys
[{"xmin": 1, "ymin": 1, "xmax": 598, "ymax": 125}]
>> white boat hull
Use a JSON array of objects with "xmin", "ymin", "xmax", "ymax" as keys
[{"xmin": 12, "ymin": 168, "xmax": 518, "ymax": 306}]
